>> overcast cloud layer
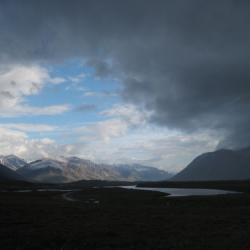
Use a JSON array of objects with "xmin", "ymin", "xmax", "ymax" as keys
[{"xmin": 1, "ymin": 0, "xmax": 250, "ymax": 161}]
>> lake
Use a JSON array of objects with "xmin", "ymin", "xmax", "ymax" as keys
[
  {"xmin": 1, "ymin": 186, "xmax": 239, "ymax": 197},
  {"xmin": 120, "ymin": 186, "xmax": 239, "ymax": 197}
]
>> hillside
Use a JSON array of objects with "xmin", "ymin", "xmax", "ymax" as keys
[
  {"xmin": 172, "ymin": 148, "xmax": 250, "ymax": 181},
  {"xmin": 0, "ymin": 163, "xmax": 27, "ymax": 182}
]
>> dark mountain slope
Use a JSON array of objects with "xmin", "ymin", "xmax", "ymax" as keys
[
  {"xmin": 0, "ymin": 164, "xmax": 27, "ymax": 181},
  {"xmin": 17, "ymin": 166, "xmax": 67, "ymax": 183},
  {"xmin": 172, "ymin": 149, "xmax": 250, "ymax": 181}
]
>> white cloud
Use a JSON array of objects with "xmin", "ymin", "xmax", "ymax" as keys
[
  {"xmin": 64, "ymin": 73, "xmax": 86, "ymax": 92},
  {"xmin": 0, "ymin": 127, "xmax": 65, "ymax": 161},
  {"xmin": 0, "ymin": 123, "xmax": 57, "ymax": 132},
  {"xmin": 0, "ymin": 104, "xmax": 70, "ymax": 117},
  {"xmin": 68, "ymin": 73, "xmax": 86, "ymax": 83},
  {"xmin": 78, "ymin": 119, "xmax": 128, "ymax": 142},
  {"xmin": 101, "ymin": 104, "xmax": 150, "ymax": 126},
  {"xmin": 0, "ymin": 64, "xmax": 69, "ymax": 116},
  {"xmin": 48, "ymin": 77, "xmax": 65, "ymax": 84},
  {"xmin": 75, "ymin": 104, "xmax": 149, "ymax": 142}
]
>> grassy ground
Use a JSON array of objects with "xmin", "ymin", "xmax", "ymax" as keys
[{"xmin": 1, "ymin": 186, "xmax": 250, "ymax": 249}]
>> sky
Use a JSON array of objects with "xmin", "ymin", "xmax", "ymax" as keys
[{"xmin": 0, "ymin": 0, "xmax": 249, "ymax": 172}]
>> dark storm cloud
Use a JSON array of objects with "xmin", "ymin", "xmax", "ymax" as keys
[
  {"xmin": 1, "ymin": 0, "xmax": 250, "ymax": 148},
  {"xmin": 86, "ymin": 59, "xmax": 113, "ymax": 78}
]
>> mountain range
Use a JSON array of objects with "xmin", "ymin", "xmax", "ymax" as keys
[
  {"xmin": 0, "ymin": 155, "xmax": 172, "ymax": 183},
  {"xmin": 172, "ymin": 147, "xmax": 250, "ymax": 181}
]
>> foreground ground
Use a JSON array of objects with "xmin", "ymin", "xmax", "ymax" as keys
[{"xmin": 1, "ymin": 184, "xmax": 250, "ymax": 249}]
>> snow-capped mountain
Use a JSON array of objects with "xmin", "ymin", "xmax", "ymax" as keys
[
  {"xmin": 17, "ymin": 157, "xmax": 119, "ymax": 183},
  {"xmin": 0, "ymin": 155, "xmax": 27, "ymax": 171},
  {"xmin": 14, "ymin": 156, "xmax": 172, "ymax": 183}
]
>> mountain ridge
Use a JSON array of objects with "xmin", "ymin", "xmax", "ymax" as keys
[{"xmin": 0, "ymin": 155, "xmax": 172, "ymax": 183}]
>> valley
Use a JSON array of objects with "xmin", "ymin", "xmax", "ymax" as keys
[{"xmin": 1, "ymin": 181, "xmax": 250, "ymax": 250}]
